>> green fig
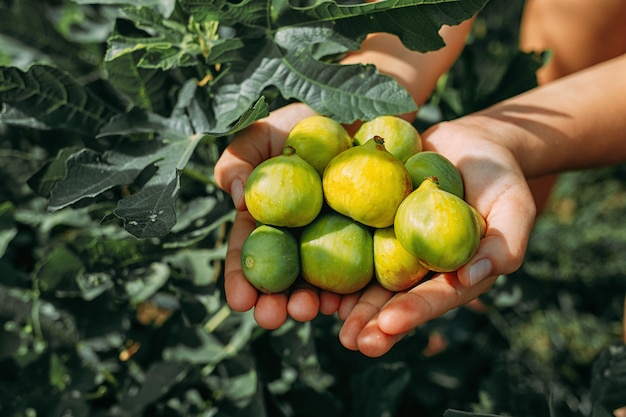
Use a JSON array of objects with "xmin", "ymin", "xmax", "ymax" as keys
[
  {"xmin": 405, "ymin": 151, "xmax": 464, "ymax": 198},
  {"xmin": 300, "ymin": 212, "xmax": 373, "ymax": 294},
  {"xmin": 394, "ymin": 177, "xmax": 481, "ymax": 272},
  {"xmin": 241, "ymin": 225, "xmax": 300, "ymax": 293}
]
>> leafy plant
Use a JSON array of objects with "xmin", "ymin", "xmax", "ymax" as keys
[
  {"xmin": 1, "ymin": 0, "xmax": 487, "ymax": 238},
  {"xmin": 1, "ymin": 1, "xmax": 625, "ymax": 417}
]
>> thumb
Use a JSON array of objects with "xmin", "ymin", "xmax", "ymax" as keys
[
  {"xmin": 457, "ymin": 183, "xmax": 536, "ymax": 287},
  {"xmin": 214, "ymin": 103, "xmax": 317, "ymax": 211}
]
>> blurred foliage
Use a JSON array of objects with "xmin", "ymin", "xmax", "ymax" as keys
[{"xmin": 0, "ymin": 1, "xmax": 625, "ymax": 417}]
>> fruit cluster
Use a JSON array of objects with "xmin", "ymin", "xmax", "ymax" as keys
[{"xmin": 240, "ymin": 115, "xmax": 486, "ymax": 294}]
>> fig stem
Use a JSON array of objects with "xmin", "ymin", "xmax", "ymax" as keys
[
  {"xmin": 283, "ymin": 145, "xmax": 296, "ymax": 156},
  {"xmin": 372, "ymin": 135, "xmax": 386, "ymax": 150}
]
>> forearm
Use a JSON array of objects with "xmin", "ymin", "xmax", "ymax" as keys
[{"xmin": 474, "ymin": 53, "xmax": 626, "ymax": 178}]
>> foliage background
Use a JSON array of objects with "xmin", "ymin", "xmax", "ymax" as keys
[{"xmin": 1, "ymin": 1, "xmax": 625, "ymax": 417}]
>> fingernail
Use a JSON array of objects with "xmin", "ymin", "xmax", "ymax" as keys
[
  {"xmin": 469, "ymin": 258, "xmax": 492, "ymax": 286},
  {"xmin": 231, "ymin": 179, "xmax": 244, "ymax": 210}
]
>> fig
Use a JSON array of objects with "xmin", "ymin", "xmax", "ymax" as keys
[
  {"xmin": 394, "ymin": 177, "xmax": 481, "ymax": 272},
  {"xmin": 405, "ymin": 151, "xmax": 464, "ymax": 198},
  {"xmin": 471, "ymin": 205, "xmax": 487, "ymax": 239},
  {"xmin": 373, "ymin": 226, "xmax": 430, "ymax": 292},
  {"xmin": 244, "ymin": 146, "xmax": 323, "ymax": 227},
  {"xmin": 285, "ymin": 115, "xmax": 353, "ymax": 176},
  {"xmin": 353, "ymin": 115, "xmax": 422, "ymax": 163},
  {"xmin": 322, "ymin": 136, "xmax": 412, "ymax": 228},
  {"xmin": 300, "ymin": 212, "xmax": 373, "ymax": 294},
  {"xmin": 241, "ymin": 225, "xmax": 300, "ymax": 293}
]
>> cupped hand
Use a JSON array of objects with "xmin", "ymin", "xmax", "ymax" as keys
[
  {"xmin": 214, "ymin": 103, "xmax": 345, "ymax": 329},
  {"xmin": 338, "ymin": 115, "xmax": 538, "ymax": 357}
]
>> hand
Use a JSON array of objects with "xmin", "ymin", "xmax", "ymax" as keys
[
  {"xmin": 338, "ymin": 115, "xmax": 538, "ymax": 357},
  {"xmin": 214, "ymin": 103, "xmax": 348, "ymax": 329}
]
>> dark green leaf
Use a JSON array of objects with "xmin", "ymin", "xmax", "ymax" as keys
[
  {"xmin": 28, "ymin": 146, "xmax": 84, "ymax": 197},
  {"xmin": 180, "ymin": 0, "xmax": 268, "ymax": 27},
  {"xmin": 443, "ymin": 411, "xmax": 514, "ymax": 417},
  {"xmin": 210, "ymin": 36, "xmax": 416, "ymax": 125},
  {"xmin": 591, "ymin": 343, "xmax": 626, "ymax": 412},
  {"xmin": 0, "ymin": 65, "xmax": 121, "ymax": 136},
  {"xmin": 276, "ymin": 0, "xmax": 489, "ymax": 52},
  {"xmin": 104, "ymin": 53, "xmax": 169, "ymax": 113},
  {"xmin": 350, "ymin": 362, "xmax": 411, "ymax": 417},
  {"xmin": 119, "ymin": 361, "xmax": 190, "ymax": 415},
  {"xmin": 72, "ymin": 0, "xmax": 177, "ymax": 18}
]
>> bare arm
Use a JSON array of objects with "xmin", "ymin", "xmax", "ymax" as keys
[{"xmin": 459, "ymin": 53, "xmax": 626, "ymax": 178}]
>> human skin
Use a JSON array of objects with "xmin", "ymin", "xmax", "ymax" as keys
[
  {"xmin": 214, "ymin": 21, "xmax": 474, "ymax": 329},
  {"xmin": 340, "ymin": 53, "xmax": 626, "ymax": 356},
  {"xmin": 338, "ymin": 0, "xmax": 626, "ymax": 357},
  {"xmin": 214, "ymin": 0, "xmax": 626, "ymax": 356}
]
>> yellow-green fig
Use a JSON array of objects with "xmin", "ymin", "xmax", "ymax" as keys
[
  {"xmin": 300, "ymin": 212, "xmax": 373, "ymax": 294},
  {"xmin": 285, "ymin": 115, "xmax": 352, "ymax": 176},
  {"xmin": 245, "ymin": 146, "xmax": 323, "ymax": 227},
  {"xmin": 322, "ymin": 136, "xmax": 412, "ymax": 228},
  {"xmin": 353, "ymin": 115, "xmax": 422, "ymax": 163},
  {"xmin": 394, "ymin": 177, "xmax": 481, "ymax": 272},
  {"xmin": 374, "ymin": 226, "xmax": 430, "ymax": 292}
]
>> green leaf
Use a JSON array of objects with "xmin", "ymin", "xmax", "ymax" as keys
[
  {"xmin": 72, "ymin": 0, "xmax": 177, "ymax": 18},
  {"xmin": 209, "ymin": 36, "xmax": 416, "ymax": 125},
  {"xmin": 179, "ymin": 0, "xmax": 268, "ymax": 27},
  {"xmin": 119, "ymin": 361, "xmax": 190, "ymax": 415},
  {"xmin": 124, "ymin": 262, "xmax": 170, "ymax": 304},
  {"xmin": 104, "ymin": 53, "xmax": 169, "ymax": 113},
  {"xmin": 0, "ymin": 202, "xmax": 17, "ymax": 259},
  {"xmin": 276, "ymin": 0, "xmax": 489, "ymax": 53},
  {"xmin": 443, "ymin": 410, "xmax": 515, "ymax": 417},
  {"xmin": 350, "ymin": 362, "xmax": 411, "ymax": 417},
  {"xmin": 0, "ymin": 65, "xmax": 121, "ymax": 136},
  {"xmin": 591, "ymin": 343, "xmax": 626, "ymax": 412}
]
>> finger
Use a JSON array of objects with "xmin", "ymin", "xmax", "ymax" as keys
[
  {"xmin": 224, "ymin": 210, "xmax": 259, "ymax": 312},
  {"xmin": 337, "ymin": 292, "xmax": 361, "ymax": 320},
  {"xmin": 214, "ymin": 103, "xmax": 317, "ymax": 210},
  {"xmin": 254, "ymin": 292, "xmax": 289, "ymax": 330},
  {"xmin": 377, "ymin": 272, "xmax": 497, "ymax": 336},
  {"xmin": 287, "ymin": 281, "xmax": 320, "ymax": 322},
  {"xmin": 338, "ymin": 284, "xmax": 394, "ymax": 351},
  {"xmin": 355, "ymin": 317, "xmax": 406, "ymax": 358},
  {"xmin": 319, "ymin": 291, "xmax": 342, "ymax": 315},
  {"xmin": 458, "ymin": 182, "xmax": 536, "ymax": 287}
]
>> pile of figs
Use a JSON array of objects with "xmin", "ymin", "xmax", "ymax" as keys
[{"xmin": 240, "ymin": 115, "xmax": 486, "ymax": 294}]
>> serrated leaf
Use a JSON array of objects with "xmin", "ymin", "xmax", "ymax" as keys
[
  {"xmin": 0, "ymin": 65, "xmax": 121, "ymax": 136},
  {"xmin": 276, "ymin": 0, "xmax": 489, "ymax": 52},
  {"xmin": 104, "ymin": 52, "xmax": 169, "ymax": 113},
  {"xmin": 48, "ymin": 88, "xmax": 266, "ymax": 237},
  {"xmin": 210, "ymin": 34, "xmax": 416, "ymax": 125},
  {"xmin": 105, "ymin": 6, "xmax": 243, "ymax": 71},
  {"xmin": 48, "ymin": 147, "xmax": 156, "ymax": 211},
  {"xmin": 0, "ymin": 105, "xmax": 52, "ymax": 130}
]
